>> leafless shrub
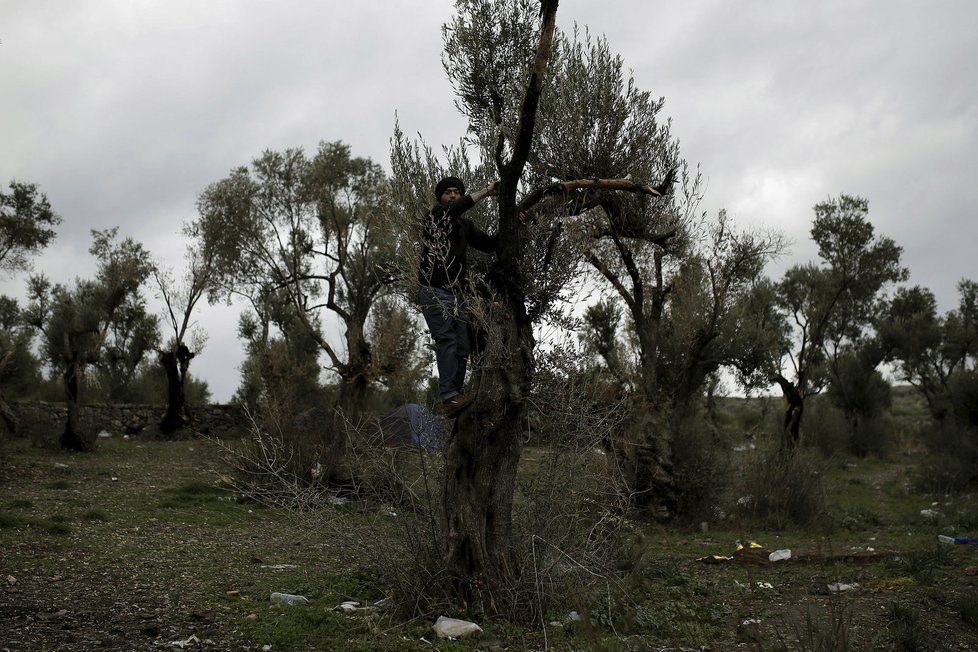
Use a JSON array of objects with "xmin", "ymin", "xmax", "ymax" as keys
[
  {"xmin": 214, "ymin": 408, "xmax": 336, "ymax": 511},
  {"xmin": 212, "ymin": 344, "xmax": 341, "ymax": 507}
]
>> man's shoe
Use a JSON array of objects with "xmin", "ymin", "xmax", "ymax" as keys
[{"xmin": 441, "ymin": 393, "xmax": 472, "ymax": 417}]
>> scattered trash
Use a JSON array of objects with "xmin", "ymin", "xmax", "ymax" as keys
[
  {"xmin": 327, "ymin": 495, "xmax": 348, "ymax": 506},
  {"xmin": 36, "ymin": 609, "xmax": 68, "ymax": 622},
  {"xmin": 97, "ymin": 431, "xmax": 111, "ymax": 438},
  {"xmin": 226, "ymin": 590, "xmax": 240, "ymax": 597},
  {"xmin": 245, "ymin": 613, "xmax": 258, "ymax": 621},
  {"xmin": 769, "ymin": 549, "xmax": 792, "ymax": 562},
  {"xmin": 373, "ymin": 597, "xmax": 395, "ymax": 610},
  {"xmin": 261, "ymin": 564, "xmax": 298, "ymax": 570},
  {"xmin": 736, "ymin": 541, "xmax": 764, "ymax": 551},
  {"xmin": 699, "ymin": 521, "xmax": 709, "ymax": 533},
  {"xmin": 330, "ymin": 599, "xmax": 388, "ymax": 616},
  {"xmin": 827, "ymin": 582, "xmax": 859, "ymax": 593},
  {"xmin": 737, "ymin": 618, "xmax": 763, "ymax": 643},
  {"xmin": 261, "ymin": 646, "xmax": 272, "ymax": 652},
  {"xmin": 697, "ymin": 555, "xmax": 734, "ymax": 563},
  {"xmin": 53, "ymin": 463, "xmax": 70, "ymax": 472},
  {"xmin": 736, "ymin": 495, "xmax": 753, "ymax": 506},
  {"xmin": 6, "ymin": 575, "xmax": 15, "ymax": 586},
  {"xmin": 270, "ymin": 592, "xmax": 310, "ymax": 605},
  {"xmin": 755, "ymin": 582, "xmax": 774, "ymax": 590},
  {"xmin": 919, "ymin": 508, "xmax": 941, "ymax": 520},
  {"xmin": 938, "ymin": 534, "xmax": 978, "ymax": 544},
  {"xmin": 168, "ymin": 634, "xmax": 200, "ymax": 648},
  {"xmin": 111, "ymin": 477, "xmax": 119, "ymax": 482},
  {"xmin": 549, "ymin": 613, "xmax": 582, "ymax": 629},
  {"xmin": 432, "ymin": 615, "xmax": 482, "ymax": 639}
]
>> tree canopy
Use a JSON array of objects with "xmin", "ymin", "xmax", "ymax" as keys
[{"xmin": 0, "ymin": 181, "xmax": 62, "ymax": 274}]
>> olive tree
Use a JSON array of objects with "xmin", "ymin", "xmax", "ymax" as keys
[
  {"xmin": 878, "ymin": 280, "xmax": 978, "ymax": 423},
  {"xmin": 0, "ymin": 181, "xmax": 61, "ymax": 435},
  {"xmin": 0, "ymin": 181, "xmax": 61, "ymax": 274},
  {"xmin": 151, "ymin": 226, "xmax": 221, "ymax": 433},
  {"xmin": 24, "ymin": 229, "xmax": 153, "ymax": 450},
  {"xmin": 773, "ymin": 195, "xmax": 907, "ymax": 447},
  {"xmin": 391, "ymin": 0, "xmax": 678, "ymax": 598},
  {"xmin": 196, "ymin": 141, "xmax": 417, "ymax": 477}
]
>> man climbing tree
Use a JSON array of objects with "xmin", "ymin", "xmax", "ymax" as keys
[{"xmin": 392, "ymin": 0, "xmax": 680, "ymax": 603}]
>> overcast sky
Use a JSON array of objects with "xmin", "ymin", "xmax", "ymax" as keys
[{"xmin": 2, "ymin": 1, "xmax": 976, "ymax": 402}]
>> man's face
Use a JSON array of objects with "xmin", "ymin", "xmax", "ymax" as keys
[{"xmin": 439, "ymin": 187, "xmax": 462, "ymax": 204}]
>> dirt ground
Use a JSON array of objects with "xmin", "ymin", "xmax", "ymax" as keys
[
  {"xmin": 0, "ymin": 436, "xmax": 320, "ymax": 651},
  {"xmin": 2, "ymin": 435, "xmax": 978, "ymax": 651}
]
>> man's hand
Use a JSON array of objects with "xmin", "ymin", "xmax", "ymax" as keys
[{"xmin": 472, "ymin": 181, "xmax": 501, "ymax": 203}]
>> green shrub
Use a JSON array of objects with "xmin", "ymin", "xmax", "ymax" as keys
[
  {"xmin": 773, "ymin": 603, "xmax": 857, "ymax": 652},
  {"xmin": 886, "ymin": 601, "xmax": 930, "ymax": 651},
  {"xmin": 802, "ymin": 399, "xmax": 849, "ymax": 457},
  {"xmin": 671, "ymin": 414, "xmax": 732, "ymax": 520},
  {"xmin": 914, "ymin": 420, "xmax": 978, "ymax": 494},
  {"xmin": 735, "ymin": 445, "xmax": 828, "ymax": 529}
]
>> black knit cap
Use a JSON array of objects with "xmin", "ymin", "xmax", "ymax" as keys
[{"xmin": 434, "ymin": 176, "xmax": 465, "ymax": 200}]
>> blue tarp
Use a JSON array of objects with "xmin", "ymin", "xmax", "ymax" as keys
[{"xmin": 378, "ymin": 403, "xmax": 442, "ymax": 450}]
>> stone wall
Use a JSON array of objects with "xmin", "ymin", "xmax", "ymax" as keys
[{"xmin": 8, "ymin": 401, "xmax": 249, "ymax": 438}]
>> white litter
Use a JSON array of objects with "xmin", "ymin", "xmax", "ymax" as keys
[
  {"xmin": 168, "ymin": 634, "xmax": 200, "ymax": 648},
  {"xmin": 768, "ymin": 549, "xmax": 791, "ymax": 562},
  {"xmin": 432, "ymin": 615, "xmax": 482, "ymax": 639},
  {"xmin": 270, "ymin": 592, "xmax": 309, "ymax": 605}
]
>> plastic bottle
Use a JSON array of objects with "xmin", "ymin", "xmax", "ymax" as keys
[
  {"xmin": 270, "ymin": 592, "xmax": 310, "ymax": 605},
  {"xmin": 938, "ymin": 534, "xmax": 955, "ymax": 544}
]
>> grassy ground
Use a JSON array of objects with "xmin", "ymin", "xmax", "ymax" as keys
[{"xmin": 2, "ymin": 431, "xmax": 977, "ymax": 651}]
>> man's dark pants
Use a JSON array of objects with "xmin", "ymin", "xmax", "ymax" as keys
[{"xmin": 419, "ymin": 285, "xmax": 470, "ymax": 400}]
